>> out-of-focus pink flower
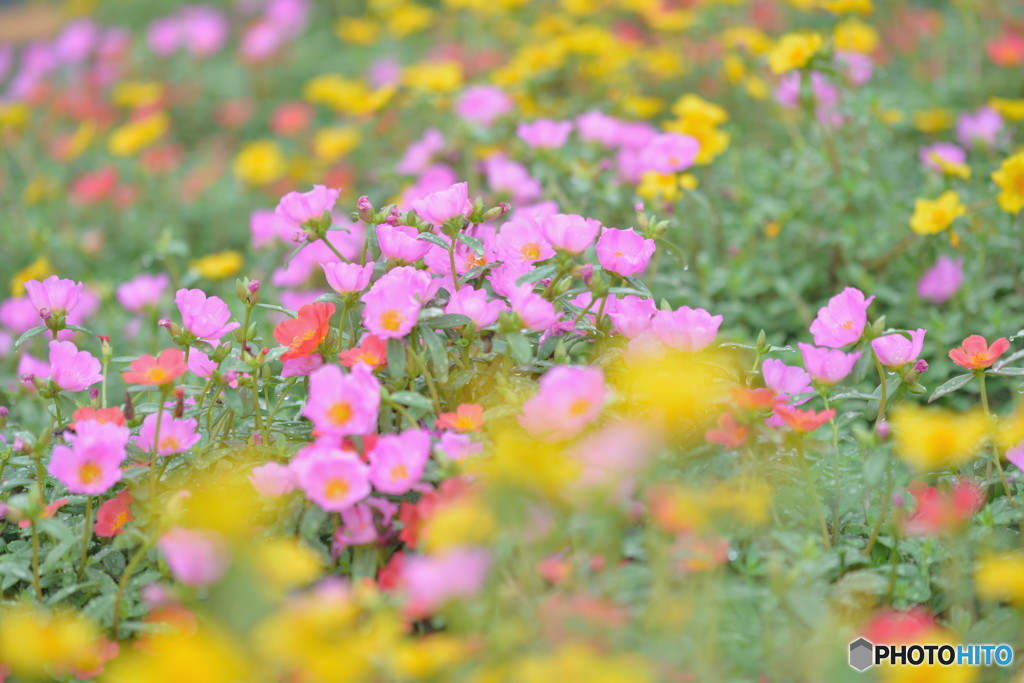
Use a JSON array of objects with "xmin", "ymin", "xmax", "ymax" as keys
[
  {"xmin": 250, "ymin": 209, "xmax": 297, "ymax": 248},
  {"xmin": 282, "ymin": 354, "xmax": 325, "ymax": 378},
  {"xmin": 445, "ymin": 286, "xmax": 504, "ymax": 328},
  {"xmin": 179, "ymin": 6, "xmax": 228, "ymax": 57},
  {"xmin": 24, "ymin": 275, "xmax": 83, "ymax": 318},
  {"xmin": 48, "ymin": 421, "xmax": 130, "ymax": 494},
  {"xmin": 290, "ymin": 442, "xmax": 371, "ymax": 512},
  {"xmin": 495, "ymin": 218, "xmax": 555, "ymax": 266},
  {"xmin": 540, "ymin": 213, "xmax": 601, "ymax": 254},
  {"xmin": 134, "ymin": 411, "xmax": 201, "ymax": 455},
  {"xmin": 249, "ymin": 462, "xmax": 297, "ymax": 498},
  {"xmin": 187, "ymin": 349, "xmax": 218, "ymax": 378},
  {"xmin": 409, "ymin": 181, "xmax": 473, "ymax": 227},
  {"xmin": 798, "ymin": 343, "xmax": 861, "ymax": 384},
  {"xmin": 368, "ymin": 428, "xmax": 431, "ymax": 495},
  {"xmin": 455, "ymin": 86, "xmax": 512, "ymax": 127},
  {"xmin": 116, "ymin": 273, "xmax": 169, "ymax": 313},
  {"xmin": 271, "ymin": 102, "xmax": 314, "ymax": 137},
  {"xmin": 434, "ymin": 432, "xmax": 483, "ymax": 462},
  {"xmin": 761, "ymin": 358, "xmax": 813, "ymax": 425},
  {"xmin": 809, "ymin": 287, "xmax": 874, "ymax": 348},
  {"xmin": 517, "ymin": 119, "xmax": 573, "ymax": 149},
  {"xmin": 871, "ymin": 328, "xmax": 927, "ymax": 369},
  {"xmin": 48, "ymin": 340, "xmax": 103, "ymax": 392},
  {"xmin": 918, "ymin": 142, "xmax": 966, "ymax": 173},
  {"xmin": 570, "ymin": 422, "xmax": 656, "ymax": 490},
  {"xmin": 956, "ymin": 106, "xmax": 1003, "ymax": 148},
  {"xmin": 403, "ymin": 547, "xmax": 490, "ymax": 618},
  {"xmin": 484, "ymin": 156, "xmax": 541, "ymax": 203},
  {"xmin": 519, "ymin": 365, "xmax": 606, "ymax": 441},
  {"xmin": 175, "ymin": 288, "xmax": 239, "ymax": 343},
  {"xmin": 302, "ymin": 364, "xmax": 380, "ymax": 437},
  {"xmin": 705, "ymin": 413, "xmax": 749, "ymax": 449},
  {"xmin": 334, "ymin": 504, "xmax": 379, "ymax": 549},
  {"xmin": 158, "ymin": 527, "xmax": 230, "ymax": 586},
  {"xmin": 650, "ymin": 306, "xmax": 722, "ymax": 352},
  {"xmin": 54, "ymin": 19, "xmax": 98, "ymax": 64},
  {"xmin": 377, "ymin": 224, "xmax": 432, "ymax": 263},
  {"xmin": 635, "ymin": 133, "xmax": 700, "ymax": 174},
  {"xmin": 275, "ymin": 185, "xmax": 341, "ymax": 230},
  {"xmin": 836, "ymin": 50, "xmax": 873, "ymax": 85},
  {"xmin": 509, "ymin": 286, "xmax": 559, "ymax": 331},
  {"xmin": 596, "ymin": 227, "xmax": 656, "ymax": 277},
  {"xmin": 917, "ymin": 256, "xmax": 963, "ymax": 304},
  {"xmin": 0, "ymin": 297, "xmax": 39, "ymax": 334},
  {"xmin": 368, "ymin": 56, "xmax": 402, "ymax": 88},
  {"xmin": 396, "ymin": 129, "xmax": 445, "ymax": 176},
  {"xmin": 606, "ymin": 295, "xmax": 656, "ymax": 338}
]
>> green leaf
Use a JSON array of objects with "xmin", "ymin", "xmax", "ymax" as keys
[
  {"xmin": 415, "ymin": 232, "xmax": 452, "ymax": 250},
  {"xmin": 504, "ymin": 332, "xmax": 533, "ymax": 365},
  {"xmin": 420, "ymin": 313, "xmax": 472, "ymax": 329},
  {"xmin": 314, "ymin": 292, "xmax": 346, "ymax": 305},
  {"xmin": 621, "ymin": 275, "xmax": 653, "ymax": 297},
  {"xmin": 454, "ymin": 233, "xmax": 485, "ymax": 256},
  {"xmin": 989, "ymin": 366, "xmax": 1024, "ymax": 377},
  {"xmin": 387, "ymin": 338, "xmax": 406, "ymax": 382},
  {"xmin": 516, "ymin": 264, "xmax": 559, "ymax": 286},
  {"xmin": 418, "ymin": 325, "xmax": 450, "ymax": 384},
  {"xmin": 928, "ymin": 373, "xmax": 975, "ymax": 403},
  {"xmin": 256, "ymin": 303, "xmax": 297, "ymax": 318},
  {"xmin": 13, "ymin": 325, "xmax": 48, "ymax": 352},
  {"xmin": 389, "ymin": 391, "xmax": 433, "ymax": 413}
]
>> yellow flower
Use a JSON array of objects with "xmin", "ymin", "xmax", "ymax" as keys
[
  {"xmin": 111, "ymin": 80, "xmax": 165, "ymax": 108},
  {"xmin": 251, "ymin": 538, "xmax": 323, "ymax": 594},
  {"xmin": 420, "ymin": 497, "xmax": 496, "ymax": 554},
  {"xmin": 476, "ymin": 428, "xmax": 581, "ymax": 499},
  {"xmin": 10, "ymin": 256, "xmax": 52, "ymax": 297},
  {"xmin": 909, "ymin": 191, "xmax": 966, "ymax": 235},
  {"xmin": 510, "ymin": 644, "xmax": 653, "ymax": 683},
  {"xmin": 875, "ymin": 107, "xmax": 905, "ymax": 125},
  {"xmin": 765, "ymin": 220, "xmax": 782, "ymax": 238},
  {"xmin": 989, "ymin": 97, "xmax": 1024, "ymax": 122},
  {"xmin": 190, "ymin": 251, "xmax": 244, "ymax": 280},
  {"xmin": 745, "ymin": 76, "xmax": 769, "ymax": 100},
  {"xmin": 820, "ymin": 0, "xmax": 873, "ymax": 15},
  {"xmin": 304, "ymin": 74, "xmax": 366, "ymax": 109},
  {"xmin": 720, "ymin": 26, "xmax": 771, "ymax": 54},
  {"xmin": 23, "ymin": 177, "xmax": 58, "ymax": 206},
  {"xmin": 387, "ymin": 3, "xmax": 434, "ymax": 37},
  {"xmin": 833, "ymin": 18, "xmax": 879, "ymax": 53},
  {"xmin": 621, "ymin": 94, "xmax": 663, "ymax": 119},
  {"xmin": 976, "ymin": 552, "xmax": 1024, "ymax": 606},
  {"xmin": 913, "ymin": 108, "xmax": 952, "ymax": 133},
  {"xmin": 890, "ymin": 405, "xmax": 989, "ymax": 471},
  {"xmin": 390, "ymin": 635, "xmax": 468, "ymax": 680},
  {"xmin": 638, "ymin": 171, "xmax": 685, "ymax": 203},
  {"xmin": 0, "ymin": 102, "xmax": 30, "ymax": 134},
  {"xmin": 403, "ymin": 61, "xmax": 463, "ymax": 94},
  {"xmin": 723, "ymin": 53, "xmax": 746, "ymax": 83},
  {"xmin": 768, "ymin": 31, "xmax": 823, "ymax": 74},
  {"xmin": 108, "ymin": 112, "xmax": 169, "ymax": 157},
  {"xmin": 334, "ymin": 16, "xmax": 380, "ymax": 45},
  {"xmin": 641, "ymin": 46, "xmax": 687, "ymax": 79},
  {"xmin": 105, "ymin": 624, "xmax": 252, "ymax": 683},
  {"xmin": 0, "ymin": 604, "xmax": 100, "ymax": 679},
  {"xmin": 672, "ymin": 94, "xmax": 729, "ymax": 125},
  {"xmin": 992, "ymin": 152, "xmax": 1024, "ymax": 215},
  {"xmin": 926, "ymin": 152, "xmax": 971, "ymax": 180},
  {"xmin": 62, "ymin": 121, "xmax": 96, "ymax": 161},
  {"xmin": 232, "ymin": 140, "xmax": 286, "ymax": 186},
  {"xmin": 312, "ymin": 126, "xmax": 361, "ymax": 162},
  {"xmin": 664, "ymin": 118, "xmax": 730, "ymax": 165}
]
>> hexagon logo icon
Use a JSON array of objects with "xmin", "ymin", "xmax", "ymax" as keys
[{"xmin": 849, "ymin": 637, "xmax": 874, "ymax": 671}]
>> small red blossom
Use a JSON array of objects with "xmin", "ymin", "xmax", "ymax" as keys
[
  {"xmin": 122, "ymin": 349, "xmax": 187, "ymax": 386},
  {"xmin": 71, "ymin": 407, "xmax": 126, "ymax": 430},
  {"xmin": 18, "ymin": 498, "xmax": 69, "ymax": 528},
  {"xmin": 338, "ymin": 335, "xmax": 387, "ymax": 369},
  {"xmin": 435, "ymin": 403, "xmax": 484, "ymax": 433},
  {"xmin": 274, "ymin": 302, "xmax": 335, "ymax": 362},
  {"xmin": 902, "ymin": 480, "xmax": 983, "ymax": 536},
  {"xmin": 704, "ymin": 412, "xmax": 749, "ymax": 448},
  {"xmin": 730, "ymin": 387, "xmax": 777, "ymax": 411},
  {"xmin": 774, "ymin": 405, "xmax": 835, "ymax": 433},
  {"xmin": 949, "ymin": 334, "xmax": 1010, "ymax": 370},
  {"xmin": 95, "ymin": 490, "xmax": 134, "ymax": 538}
]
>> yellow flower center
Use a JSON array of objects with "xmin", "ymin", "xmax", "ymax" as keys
[
  {"xmin": 380, "ymin": 309, "xmax": 404, "ymax": 332},
  {"xmin": 568, "ymin": 399, "xmax": 591, "ymax": 417},
  {"xmin": 79, "ymin": 461, "xmax": 102, "ymax": 485},
  {"xmin": 113, "ymin": 511, "xmax": 129, "ymax": 531},
  {"xmin": 842, "ymin": 320, "xmax": 854, "ymax": 330},
  {"xmin": 390, "ymin": 464, "xmax": 409, "ymax": 481},
  {"xmin": 328, "ymin": 401, "xmax": 353, "ymax": 426},
  {"xmin": 325, "ymin": 478, "xmax": 350, "ymax": 501},
  {"xmin": 147, "ymin": 367, "xmax": 168, "ymax": 383},
  {"xmin": 521, "ymin": 243, "xmax": 541, "ymax": 260},
  {"xmin": 159, "ymin": 435, "xmax": 181, "ymax": 452}
]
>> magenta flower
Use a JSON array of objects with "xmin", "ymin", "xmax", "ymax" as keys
[
  {"xmin": 635, "ymin": 133, "xmax": 700, "ymax": 174},
  {"xmin": 334, "ymin": 504, "xmax": 379, "ymax": 549},
  {"xmin": 158, "ymin": 527, "xmax": 230, "ymax": 587},
  {"xmin": 302, "ymin": 364, "xmax": 380, "ymax": 437},
  {"xmin": 291, "ymin": 443, "xmax": 371, "ymax": 512},
  {"xmin": 540, "ymin": 213, "xmax": 602, "ymax": 254},
  {"xmin": 808, "ymin": 287, "xmax": 874, "ymax": 348},
  {"xmin": 798, "ymin": 343, "xmax": 861, "ymax": 384},
  {"xmin": 275, "ymin": 184, "xmax": 341, "ymax": 229},
  {"xmin": 48, "ymin": 421, "xmax": 129, "ymax": 494},
  {"xmin": 377, "ymin": 224, "xmax": 432, "ymax": 263},
  {"xmin": 917, "ymin": 256, "xmax": 964, "ymax": 304},
  {"xmin": 484, "ymin": 156, "xmax": 541, "ymax": 203},
  {"xmin": 187, "ymin": 349, "xmax": 218, "ymax": 378},
  {"xmin": 761, "ymin": 358, "xmax": 813, "ymax": 405},
  {"xmin": 116, "ymin": 273, "xmax": 169, "ymax": 313},
  {"xmin": 322, "ymin": 261, "xmax": 374, "ymax": 295},
  {"xmin": 606, "ymin": 295, "xmax": 656, "ymax": 338},
  {"xmin": 362, "ymin": 276, "xmax": 423, "ymax": 339},
  {"xmin": 249, "ymin": 462, "xmax": 297, "ymax": 498},
  {"xmin": 0, "ymin": 297, "xmax": 39, "ymax": 334},
  {"xmin": 282, "ymin": 354, "xmax": 324, "ymax": 378},
  {"xmin": 919, "ymin": 142, "xmax": 967, "ymax": 173},
  {"xmin": 434, "ymin": 432, "xmax": 483, "ymax": 462},
  {"xmin": 517, "ymin": 119, "xmax": 573, "ymax": 149},
  {"xmin": 871, "ymin": 328, "xmax": 927, "ymax": 369},
  {"xmin": 368, "ymin": 428, "xmax": 431, "ymax": 495},
  {"xmin": 1006, "ymin": 441, "xmax": 1024, "ymax": 471},
  {"xmin": 179, "ymin": 6, "xmax": 228, "ymax": 57},
  {"xmin": 495, "ymin": 218, "xmax": 555, "ymax": 265},
  {"xmin": 403, "ymin": 547, "xmax": 490, "ymax": 618},
  {"xmin": 956, "ymin": 106, "xmax": 1003, "ymax": 148},
  {"xmin": 454, "ymin": 86, "xmax": 512, "ymax": 127},
  {"xmin": 650, "ymin": 306, "xmax": 723, "ymax": 352},
  {"xmin": 596, "ymin": 227, "xmax": 656, "ymax": 277},
  {"xmin": 24, "ymin": 275, "xmax": 83, "ymax": 318},
  {"xmin": 518, "ymin": 365, "xmax": 607, "ymax": 441},
  {"xmin": 445, "ymin": 286, "xmax": 504, "ymax": 328},
  {"xmin": 175, "ymin": 288, "xmax": 240, "ymax": 343},
  {"xmin": 396, "ymin": 129, "xmax": 445, "ymax": 175},
  {"xmin": 134, "ymin": 410, "xmax": 201, "ymax": 455},
  {"xmin": 48, "ymin": 340, "xmax": 102, "ymax": 392},
  {"xmin": 509, "ymin": 286, "xmax": 559, "ymax": 331},
  {"xmin": 409, "ymin": 181, "xmax": 472, "ymax": 226},
  {"xmin": 250, "ymin": 209, "xmax": 295, "ymax": 247}
]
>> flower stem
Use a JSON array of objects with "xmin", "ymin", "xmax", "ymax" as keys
[
  {"xmin": 978, "ymin": 372, "xmax": 1015, "ymax": 503},
  {"xmin": 321, "ymin": 235, "xmax": 350, "ymax": 264},
  {"xmin": 31, "ymin": 521, "xmax": 42, "ymax": 602},
  {"xmin": 448, "ymin": 244, "xmax": 461, "ymax": 292},
  {"xmin": 820, "ymin": 389, "xmax": 841, "ymax": 546},
  {"xmin": 872, "ymin": 351, "xmax": 888, "ymax": 428},
  {"xmin": 796, "ymin": 439, "xmax": 832, "ymax": 549},
  {"xmin": 864, "ymin": 462, "xmax": 893, "ymax": 556},
  {"xmin": 112, "ymin": 542, "xmax": 151, "ymax": 638},
  {"xmin": 148, "ymin": 402, "xmax": 167, "ymax": 506},
  {"xmin": 77, "ymin": 496, "xmax": 93, "ymax": 581}
]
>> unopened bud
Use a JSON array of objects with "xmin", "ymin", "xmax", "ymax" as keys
[
  {"xmin": 89, "ymin": 388, "xmax": 99, "ymax": 407},
  {"xmin": 636, "ymin": 211, "xmax": 649, "ymax": 231},
  {"xmin": 174, "ymin": 387, "xmax": 185, "ymax": 418},
  {"xmin": 386, "ymin": 207, "xmax": 400, "ymax": 226},
  {"xmin": 891, "ymin": 492, "xmax": 905, "ymax": 507},
  {"xmin": 213, "ymin": 344, "xmax": 231, "ymax": 363},
  {"xmin": 913, "ymin": 359, "xmax": 929, "ymax": 374},
  {"xmin": 0, "ymin": 406, "xmax": 7, "ymax": 429},
  {"xmin": 481, "ymin": 203, "xmax": 510, "ymax": 222},
  {"xmin": 38, "ymin": 307, "xmax": 51, "ymax": 320},
  {"xmin": 123, "ymin": 391, "xmax": 135, "ymax": 421},
  {"xmin": 357, "ymin": 196, "xmax": 374, "ymax": 223},
  {"xmin": 580, "ymin": 264, "xmax": 594, "ymax": 286},
  {"xmin": 13, "ymin": 437, "xmax": 25, "ymax": 453},
  {"xmin": 756, "ymin": 329, "xmax": 768, "ymax": 354},
  {"xmin": 876, "ymin": 420, "xmax": 890, "ymax": 438},
  {"xmin": 99, "ymin": 335, "xmax": 112, "ymax": 363},
  {"xmin": 158, "ymin": 319, "xmax": 183, "ymax": 340}
]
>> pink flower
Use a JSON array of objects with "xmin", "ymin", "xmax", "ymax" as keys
[
  {"xmin": 368, "ymin": 428, "xmax": 431, "ymax": 495},
  {"xmin": 250, "ymin": 209, "xmax": 297, "ymax": 247},
  {"xmin": 518, "ymin": 365, "xmax": 606, "ymax": 441},
  {"xmin": 919, "ymin": 143, "xmax": 967, "ymax": 173},
  {"xmin": 1007, "ymin": 440, "xmax": 1024, "ymax": 471},
  {"xmin": 291, "ymin": 443, "xmax": 371, "ymax": 512},
  {"xmin": 362, "ymin": 276, "xmax": 423, "ymax": 339},
  {"xmin": 774, "ymin": 71, "xmax": 838, "ymax": 110},
  {"xmin": 917, "ymin": 256, "xmax": 963, "ymax": 304},
  {"xmin": 282, "ymin": 354, "xmax": 324, "ymax": 377},
  {"xmin": 134, "ymin": 411, "xmax": 201, "ymax": 455},
  {"xmin": 495, "ymin": 218, "xmax": 555, "ymax": 265},
  {"xmin": 445, "ymin": 286, "xmax": 504, "ymax": 328},
  {"xmin": 596, "ymin": 228, "xmax": 656, "ymax": 277},
  {"xmin": 606, "ymin": 295, "xmax": 656, "ymax": 338},
  {"xmin": 798, "ymin": 343, "xmax": 861, "ymax": 384},
  {"xmin": 48, "ymin": 340, "xmax": 103, "ymax": 392},
  {"xmin": 454, "ymin": 86, "xmax": 512, "ymax": 127},
  {"xmin": 275, "ymin": 184, "xmax": 341, "ymax": 230},
  {"xmin": 174, "ymin": 288, "xmax": 240, "ymax": 342},
  {"xmin": 249, "ymin": 462, "xmax": 297, "ymax": 497},
  {"xmin": 434, "ymin": 431, "xmax": 483, "ymax": 461},
  {"xmin": 569, "ymin": 422, "xmax": 656, "ymax": 491},
  {"xmin": 871, "ymin": 329, "xmax": 927, "ymax": 369},
  {"xmin": 956, "ymin": 106, "xmax": 1003, "ymax": 148},
  {"xmin": 509, "ymin": 286, "xmax": 559, "ymax": 331},
  {"xmin": 116, "ymin": 273, "xmax": 169, "ymax": 313},
  {"xmin": 650, "ymin": 307, "xmax": 722, "ymax": 352},
  {"xmin": 396, "ymin": 129, "xmax": 445, "ymax": 175},
  {"xmin": 47, "ymin": 421, "xmax": 129, "ymax": 494},
  {"xmin": 635, "ymin": 133, "xmax": 700, "ymax": 174},
  {"xmin": 402, "ymin": 547, "xmax": 490, "ymax": 618},
  {"xmin": 158, "ymin": 527, "xmax": 230, "ymax": 586},
  {"xmin": 761, "ymin": 357, "xmax": 813, "ymax": 421},
  {"xmin": 24, "ymin": 275, "xmax": 83, "ymax": 317},
  {"xmin": 836, "ymin": 50, "xmax": 873, "ymax": 85},
  {"xmin": 334, "ymin": 504, "xmax": 379, "ymax": 548},
  {"xmin": 517, "ymin": 119, "xmax": 573, "ymax": 149},
  {"xmin": 377, "ymin": 224, "xmax": 432, "ymax": 262},
  {"xmin": 187, "ymin": 349, "xmax": 218, "ymax": 378},
  {"xmin": 322, "ymin": 261, "xmax": 374, "ymax": 295},
  {"xmin": 179, "ymin": 6, "xmax": 228, "ymax": 57},
  {"xmin": 409, "ymin": 182, "xmax": 472, "ymax": 226},
  {"xmin": 302, "ymin": 364, "xmax": 380, "ymax": 437},
  {"xmin": 0, "ymin": 296, "xmax": 39, "ymax": 334},
  {"xmin": 808, "ymin": 287, "xmax": 874, "ymax": 348},
  {"xmin": 540, "ymin": 213, "xmax": 601, "ymax": 254},
  {"xmin": 17, "ymin": 353, "xmax": 50, "ymax": 391}
]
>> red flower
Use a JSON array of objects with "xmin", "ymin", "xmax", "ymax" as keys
[
  {"xmin": 987, "ymin": 33, "xmax": 1024, "ymax": 67},
  {"xmin": 730, "ymin": 387, "xmax": 777, "ymax": 411},
  {"xmin": 861, "ymin": 607, "xmax": 935, "ymax": 646},
  {"xmin": 435, "ymin": 403, "xmax": 484, "ymax": 433},
  {"xmin": 18, "ymin": 498, "xmax": 68, "ymax": 528},
  {"xmin": 122, "ymin": 349, "xmax": 187, "ymax": 386},
  {"xmin": 948, "ymin": 334, "xmax": 1010, "ymax": 370},
  {"xmin": 377, "ymin": 551, "xmax": 405, "ymax": 592},
  {"xmin": 95, "ymin": 490, "xmax": 134, "ymax": 538},
  {"xmin": 70, "ymin": 167, "xmax": 118, "ymax": 205},
  {"xmin": 902, "ymin": 480, "xmax": 983, "ymax": 536},
  {"xmin": 704, "ymin": 412, "xmax": 749, "ymax": 448},
  {"xmin": 71, "ymin": 407, "xmax": 126, "ymax": 430},
  {"xmin": 338, "ymin": 335, "xmax": 387, "ymax": 369},
  {"xmin": 274, "ymin": 302, "xmax": 335, "ymax": 362},
  {"xmin": 774, "ymin": 405, "xmax": 835, "ymax": 433}
]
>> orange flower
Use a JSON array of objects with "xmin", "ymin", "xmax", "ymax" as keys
[
  {"xmin": 705, "ymin": 412, "xmax": 748, "ymax": 447},
  {"xmin": 730, "ymin": 387, "xmax": 776, "ymax": 411},
  {"xmin": 274, "ymin": 302, "xmax": 335, "ymax": 361},
  {"xmin": 948, "ymin": 334, "xmax": 1010, "ymax": 370},
  {"xmin": 122, "ymin": 349, "xmax": 187, "ymax": 386},
  {"xmin": 774, "ymin": 405, "xmax": 835, "ymax": 433},
  {"xmin": 95, "ymin": 490, "xmax": 134, "ymax": 537},
  {"xmin": 70, "ymin": 407, "xmax": 126, "ymax": 429},
  {"xmin": 436, "ymin": 403, "xmax": 484, "ymax": 432},
  {"xmin": 339, "ymin": 335, "xmax": 387, "ymax": 369}
]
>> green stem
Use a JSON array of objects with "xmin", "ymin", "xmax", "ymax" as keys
[
  {"xmin": 149, "ymin": 401, "xmax": 167, "ymax": 506},
  {"xmin": 78, "ymin": 496, "xmax": 93, "ymax": 581},
  {"xmin": 112, "ymin": 542, "xmax": 152, "ymax": 638},
  {"xmin": 872, "ymin": 351, "xmax": 888, "ymax": 428},
  {"xmin": 407, "ymin": 341, "xmax": 441, "ymax": 414},
  {"xmin": 388, "ymin": 400, "xmax": 418, "ymax": 430},
  {"xmin": 321, "ymin": 235, "xmax": 350, "ymax": 264},
  {"xmin": 268, "ymin": 378, "xmax": 299, "ymax": 424},
  {"xmin": 448, "ymin": 244, "xmax": 461, "ymax": 292},
  {"xmin": 338, "ymin": 301, "xmax": 349, "ymax": 350},
  {"xmin": 864, "ymin": 462, "xmax": 893, "ymax": 557},
  {"xmin": 978, "ymin": 372, "xmax": 1015, "ymax": 503},
  {"xmin": 796, "ymin": 439, "xmax": 832, "ymax": 549},
  {"xmin": 31, "ymin": 521, "xmax": 42, "ymax": 602},
  {"xmin": 821, "ymin": 390, "xmax": 840, "ymax": 546}
]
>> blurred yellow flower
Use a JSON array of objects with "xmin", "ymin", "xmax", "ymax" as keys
[
  {"xmin": 104, "ymin": 623, "xmax": 251, "ymax": 683},
  {"xmin": 334, "ymin": 16, "xmax": 380, "ymax": 45},
  {"xmin": 420, "ymin": 496, "xmax": 496, "ymax": 554},
  {"xmin": 638, "ymin": 171, "xmax": 688, "ymax": 203},
  {"xmin": 768, "ymin": 32, "xmax": 823, "ymax": 74},
  {"xmin": 720, "ymin": 26, "xmax": 771, "ymax": 54},
  {"xmin": 927, "ymin": 152, "xmax": 971, "ymax": 180},
  {"xmin": 989, "ymin": 97, "xmax": 1024, "ymax": 122},
  {"xmin": 111, "ymin": 80, "xmax": 165, "ymax": 109},
  {"xmin": 108, "ymin": 112, "xmax": 169, "ymax": 157},
  {"xmin": 0, "ymin": 604, "xmax": 99, "ymax": 679},
  {"xmin": 510, "ymin": 644, "xmax": 653, "ymax": 683},
  {"xmin": 976, "ymin": 552, "xmax": 1024, "ymax": 606},
  {"xmin": 23, "ymin": 176, "xmax": 59, "ymax": 206},
  {"xmin": 232, "ymin": 140, "xmax": 286, "ymax": 186},
  {"xmin": 0, "ymin": 102, "xmax": 30, "ymax": 134},
  {"xmin": 62, "ymin": 121, "xmax": 97, "ymax": 161},
  {"xmin": 834, "ymin": 18, "xmax": 879, "ymax": 54},
  {"xmin": 404, "ymin": 61, "xmax": 463, "ymax": 93},
  {"xmin": 672, "ymin": 94, "xmax": 729, "ymax": 126},
  {"xmin": 890, "ymin": 405, "xmax": 988, "ymax": 471},
  {"xmin": 251, "ymin": 538, "xmax": 323, "ymax": 594},
  {"xmin": 723, "ymin": 53, "xmax": 746, "ymax": 84},
  {"xmin": 820, "ymin": 0, "xmax": 873, "ymax": 15},
  {"xmin": 745, "ymin": 76, "xmax": 769, "ymax": 100},
  {"xmin": 909, "ymin": 191, "xmax": 965, "ymax": 235},
  {"xmin": 313, "ymin": 126, "xmax": 361, "ymax": 162},
  {"xmin": 641, "ymin": 46, "xmax": 687, "ymax": 79},
  {"xmin": 621, "ymin": 94, "xmax": 664, "ymax": 118},
  {"xmin": 10, "ymin": 256, "xmax": 52, "ymax": 297},
  {"xmin": 664, "ymin": 118, "xmax": 730, "ymax": 165},
  {"xmin": 477, "ymin": 428, "xmax": 581, "ymax": 499},
  {"xmin": 391, "ymin": 635, "xmax": 469, "ymax": 680},
  {"xmin": 912, "ymin": 108, "xmax": 953, "ymax": 133},
  {"xmin": 387, "ymin": 3, "xmax": 434, "ymax": 37},
  {"xmin": 765, "ymin": 220, "xmax": 782, "ymax": 238},
  {"xmin": 190, "ymin": 251, "xmax": 244, "ymax": 281},
  {"xmin": 992, "ymin": 152, "xmax": 1024, "ymax": 215}
]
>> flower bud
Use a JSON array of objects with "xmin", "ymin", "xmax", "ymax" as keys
[
  {"xmin": 158, "ymin": 319, "xmax": 183, "ymax": 341},
  {"xmin": 876, "ymin": 420, "xmax": 890, "ymax": 438},
  {"xmin": 913, "ymin": 359, "xmax": 929, "ymax": 374},
  {"xmin": 99, "ymin": 335, "xmax": 112, "ymax": 363},
  {"xmin": 357, "ymin": 196, "xmax": 374, "ymax": 223},
  {"xmin": 174, "ymin": 387, "xmax": 185, "ymax": 418},
  {"xmin": 213, "ymin": 344, "xmax": 231, "ymax": 363},
  {"xmin": 0, "ymin": 406, "xmax": 7, "ymax": 429},
  {"xmin": 756, "ymin": 329, "xmax": 768, "ymax": 354},
  {"xmin": 89, "ymin": 388, "xmax": 99, "ymax": 407},
  {"xmin": 123, "ymin": 391, "xmax": 135, "ymax": 421}
]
